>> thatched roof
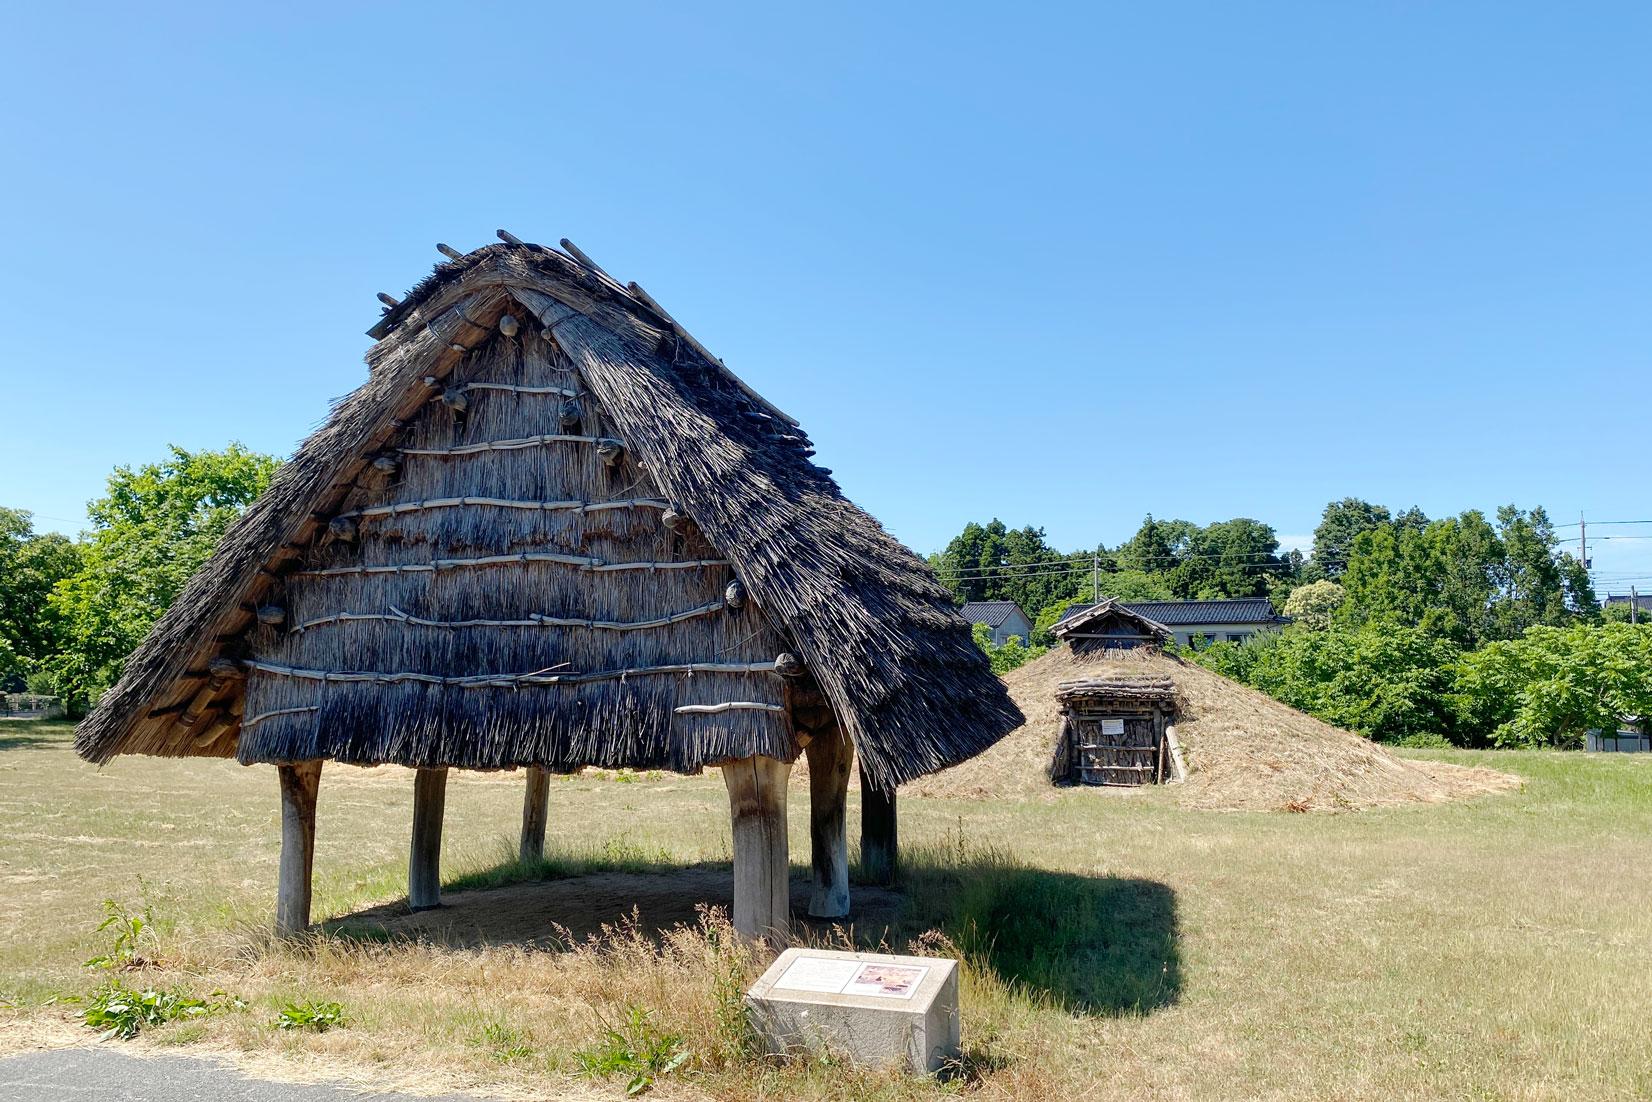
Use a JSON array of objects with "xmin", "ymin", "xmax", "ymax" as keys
[
  {"xmin": 1056, "ymin": 677, "xmax": 1178, "ymax": 707},
  {"xmin": 75, "ymin": 235, "xmax": 1022, "ymax": 789},
  {"xmin": 1050, "ymin": 599, "xmax": 1172, "ymax": 644}
]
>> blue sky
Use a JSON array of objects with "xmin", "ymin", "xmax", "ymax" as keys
[{"xmin": 1, "ymin": 3, "xmax": 1647, "ymax": 592}]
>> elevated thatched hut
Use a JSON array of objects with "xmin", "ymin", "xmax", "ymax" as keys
[{"xmin": 76, "ymin": 233, "xmax": 1022, "ymax": 939}]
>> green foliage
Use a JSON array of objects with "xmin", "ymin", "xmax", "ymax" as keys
[
  {"xmin": 971, "ymin": 621, "xmax": 1049, "ymax": 674},
  {"xmin": 274, "ymin": 998, "xmax": 346, "ymax": 1032},
  {"xmin": 932, "ymin": 519, "xmax": 1087, "ymax": 614},
  {"xmin": 1455, "ymin": 623, "xmax": 1652, "ymax": 748},
  {"xmin": 1112, "ymin": 514, "xmax": 1292, "ymax": 600},
  {"xmin": 1283, "ymin": 580, "xmax": 1345, "ymax": 631},
  {"xmin": 84, "ymin": 898, "xmax": 157, "ymax": 971},
  {"xmin": 1601, "ymin": 600, "xmax": 1647, "ymax": 625},
  {"xmin": 81, "ymin": 982, "xmax": 221, "ymax": 1039},
  {"xmin": 574, "ymin": 1005, "xmax": 691, "ymax": 1096},
  {"xmin": 1339, "ymin": 505, "xmax": 1592, "ymax": 649},
  {"xmin": 1191, "ymin": 624, "xmax": 1463, "ymax": 743},
  {"xmin": 37, "ymin": 444, "xmax": 278, "ymax": 712},
  {"xmin": 1311, "ymin": 498, "xmax": 1391, "ymax": 578},
  {"xmin": 0, "ymin": 508, "xmax": 82, "ymax": 691}
]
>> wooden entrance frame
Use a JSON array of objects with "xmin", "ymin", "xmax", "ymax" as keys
[{"xmin": 1051, "ymin": 677, "xmax": 1179, "ymax": 788}]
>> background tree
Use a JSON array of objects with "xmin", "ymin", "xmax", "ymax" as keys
[
  {"xmin": 1116, "ymin": 516, "xmax": 1179, "ymax": 574},
  {"xmin": 0, "ymin": 508, "xmax": 82, "ymax": 691},
  {"xmin": 1192, "ymin": 624, "xmax": 1463, "ymax": 743},
  {"xmin": 1164, "ymin": 517, "xmax": 1286, "ymax": 600},
  {"xmin": 933, "ymin": 519, "xmax": 1084, "ymax": 614},
  {"xmin": 1340, "ymin": 506, "xmax": 1587, "ymax": 648},
  {"xmin": 1310, "ymin": 497, "xmax": 1391, "ymax": 578},
  {"xmin": 1456, "ymin": 623, "xmax": 1652, "ymax": 748},
  {"xmin": 39, "ymin": 444, "xmax": 279, "ymax": 712},
  {"xmin": 1283, "ymin": 579, "xmax": 1345, "ymax": 630}
]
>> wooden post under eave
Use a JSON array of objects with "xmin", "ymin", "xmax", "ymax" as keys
[
  {"xmin": 276, "ymin": 760, "xmax": 322, "ymax": 935},
  {"xmin": 409, "ymin": 766, "xmax": 448, "ymax": 910},
  {"xmin": 520, "ymin": 765, "xmax": 551, "ymax": 863},
  {"xmin": 859, "ymin": 761, "xmax": 897, "ymax": 885},
  {"xmin": 721, "ymin": 755, "xmax": 792, "ymax": 941},
  {"xmin": 805, "ymin": 727, "xmax": 851, "ymax": 918}
]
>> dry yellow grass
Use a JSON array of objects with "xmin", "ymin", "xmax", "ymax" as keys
[
  {"xmin": 4, "ymin": 719, "xmax": 1650, "ymax": 1100},
  {"xmin": 910, "ymin": 645, "xmax": 1519, "ymax": 811}
]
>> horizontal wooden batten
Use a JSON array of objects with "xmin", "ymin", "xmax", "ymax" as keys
[
  {"xmin": 289, "ymin": 600, "xmax": 727, "ymax": 635},
  {"xmin": 400, "ymin": 434, "xmax": 617, "ymax": 457},
  {"xmin": 292, "ymin": 554, "xmax": 730, "ymax": 578},
  {"xmin": 457, "ymin": 381, "xmax": 579, "ymax": 398},
  {"xmin": 243, "ymin": 659, "xmax": 780, "ymax": 688},
  {"xmin": 241, "ymin": 705, "xmax": 320, "ymax": 732},
  {"xmin": 335, "ymin": 496, "xmax": 667, "ymax": 521},
  {"xmin": 588, "ymin": 558, "xmax": 729, "ymax": 573},
  {"xmin": 674, "ymin": 702, "xmax": 788, "ymax": 715}
]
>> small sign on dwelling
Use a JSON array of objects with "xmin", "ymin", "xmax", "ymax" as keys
[
  {"xmin": 746, "ymin": 948, "xmax": 960, "ymax": 1074},
  {"xmin": 1100, "ymin": 717, "xmax": 1125, "ymax": 735}
]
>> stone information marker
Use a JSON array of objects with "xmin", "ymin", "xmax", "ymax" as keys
[{"xmin": 745, "ymin": 948, "xmax": 960, "ymax": 1074}]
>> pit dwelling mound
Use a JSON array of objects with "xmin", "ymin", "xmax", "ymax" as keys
[{"xmin": 908, "ymin": 645, "xmax": 1519, "ymax": 812}]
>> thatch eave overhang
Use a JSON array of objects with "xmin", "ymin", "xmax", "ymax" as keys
[{"xmin": 76, "ymin": 240, "xmax": 1023, "ymax": 789}]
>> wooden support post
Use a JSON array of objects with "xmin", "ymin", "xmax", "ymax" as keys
[
  {"xmin": 520, "ymin": 765, "xmax": 550, "ymax": 864},
  {"xmin": 805, "ymin": 726, "xmax": 851, "ymax": 918},
  {"xmin": 721, "ymin": 755, "xmax": 793, "ymax": 941},
  {"xmin": 859, "ymin": 762, "xmax": 897, "ymax": 886},
  {"xmin": 409, "ymin": 766, "xmax": 448, "ymax": 911},
  {"xmin": 276, "ymin": 760, "xmax": 322, "ymax": 935}
]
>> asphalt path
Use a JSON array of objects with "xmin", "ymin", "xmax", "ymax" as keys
[{"xmin": 0, "ymin": 1048, "xmax": 507, "ymax": 1101}]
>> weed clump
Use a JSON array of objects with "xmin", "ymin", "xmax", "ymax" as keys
[
  {"xmin": 575, "ymin": 1005, "xmax": 690, "ymax": 1095},
  {"xmin": 274, "ymin": 998, "xmax": 346, "ymax": 1032}
]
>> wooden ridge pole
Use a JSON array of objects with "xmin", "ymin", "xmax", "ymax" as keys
[
  {"xmin": 520, "ymin": 766, "xmax": 550, "ymax": 863},
  {"xmin": 409, "ymin": 767, "xmax": 448, "ymax": 910},
  {"xmin": 721, "ymin": 755, "xmax": 792, "ymax": 941},
  {"xmin": 805, "ymin": 726, "xmax": 851, "ymax": 918},
  {"xmin": 859, "ymin": 762, "xmax": 897, "ymax": 886},
  {"xmin": 276, "ymin": 760, "xmax": 322, "ymax": 934}
]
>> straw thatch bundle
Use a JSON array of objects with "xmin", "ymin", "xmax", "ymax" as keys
[{"xmin": 75, "ymin": 237, "xmax": 1022, "ymax": 789}]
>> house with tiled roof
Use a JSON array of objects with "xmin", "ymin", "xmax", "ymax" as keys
[
  {"xmin": 1055, "ymin": 597, "xmax": 1287, "ymax": 649},
  {"xmin": 959, "ymin": 600, "xmax": 1035, "ymax": 646}
]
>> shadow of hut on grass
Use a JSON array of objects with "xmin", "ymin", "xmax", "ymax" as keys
[
  {"xmin": 320, "ymin": 844, "xmax": 1179, "ymax": 1018},
  {"xmin": 897, "ymin": 850, "xmax": 1181, "ymax": 1017},
  {"xmin": 0, "ymin": 727, "xmax": 59, "ymax": 753}
]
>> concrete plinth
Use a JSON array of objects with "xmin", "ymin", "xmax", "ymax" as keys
[{"xmin": 745, "ymin": 948, "xmax": 960, "ymax": 1075}]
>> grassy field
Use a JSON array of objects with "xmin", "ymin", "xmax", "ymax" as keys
[{"xmin": 2, "ymin": 718, "xmax": 1650, "ymax": 1100}]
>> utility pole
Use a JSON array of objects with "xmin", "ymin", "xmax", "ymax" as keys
[
  {"xmin": 1634, "ymin": 585, "xmax": 1640, "ymax": 625},
  {"xmin": 1093, "ymin": 552, "xmax": 1100, "ymax": 604},
  {"xmin": 1580, "ymin": 511, "xmax": 1589, "ymax": 571}
]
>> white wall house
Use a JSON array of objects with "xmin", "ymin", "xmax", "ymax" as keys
[
  {"xmin": 1056, "ymin": 598, "xmax": 1288, "ymax": 649},
  {"xmin": 959, "ymin": 600, "xmax": 1035, "ymax": 646}
]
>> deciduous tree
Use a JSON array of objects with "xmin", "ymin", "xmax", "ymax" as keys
[{"xmin": 39, "ymin": 444, "xmax": 279, "ymax": 712}]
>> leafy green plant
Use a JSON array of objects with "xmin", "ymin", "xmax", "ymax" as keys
[
  {"xmin": 472, "ymin": 1019, "xmax": 535, "ymax": 1063},
  {"xmin": 273, "ymin": 999, "xmax": 346, "ymax": 1032},
  {"xmin": 574, "ymin": 1005, "xmax": 691, "ymax": 1096},
  {"xmin": 970, "ymin": 622, "xmax": 1049, "ymax": 674},
  {"xmin": 702, "ymin": 924, "xmax": 760, "ymax": 1065},
  {"xmin": 81, "ymin": 982, "xmax": 209, "ymax": 1039},
  {"xmin": 85, "ymin": 897, "xmax": 157, "ymax": 970}
]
